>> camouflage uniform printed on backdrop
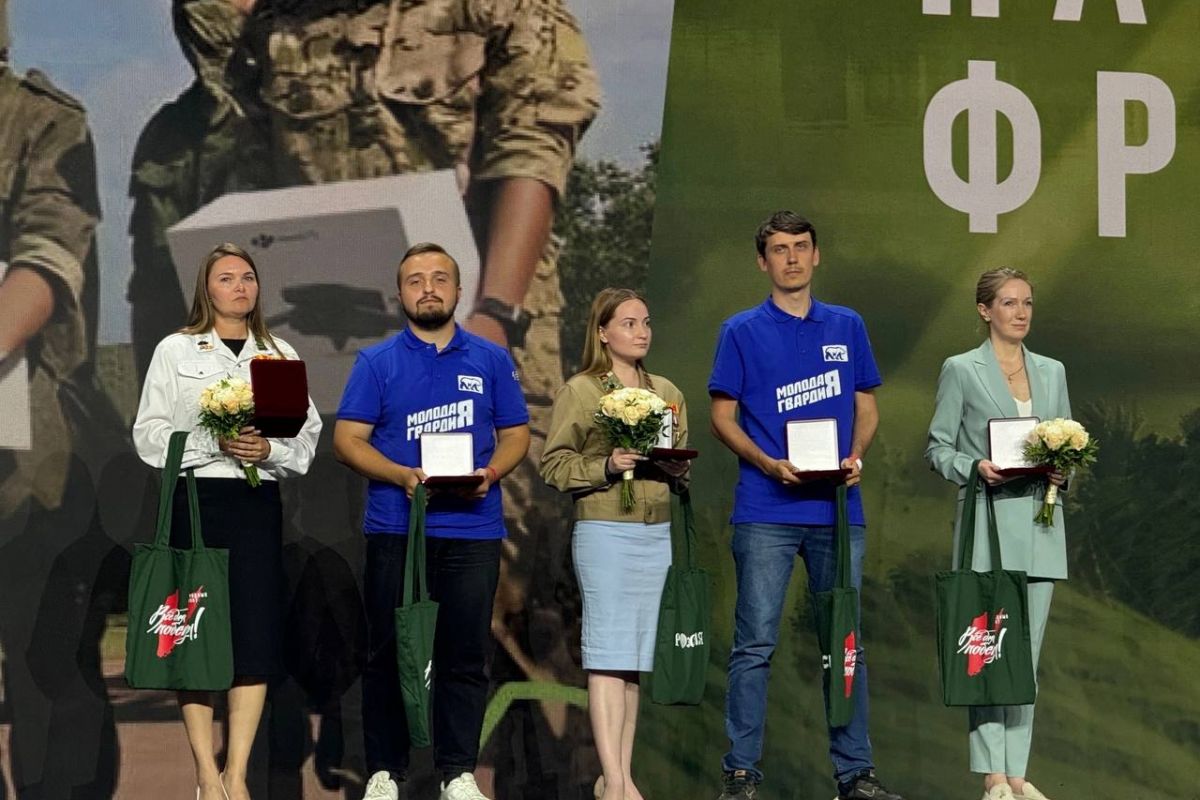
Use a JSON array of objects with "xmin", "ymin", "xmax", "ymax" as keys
[
  {"xmin": 127, "ymin": 0, "xmax": 602, "ymax": 796},
  {"xmin": 1, "ymin": 0, "xmax": 132, "ymax": 796}
]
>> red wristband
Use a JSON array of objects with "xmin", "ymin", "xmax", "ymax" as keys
[{"xmin": 484, "ymin": 466, "xmax": 498, "ymax": 484}]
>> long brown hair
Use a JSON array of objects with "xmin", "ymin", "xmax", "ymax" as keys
[
  {"xmin": 181, "ymin": 242, "xmax": 278, "ymax": 352},
  {"xmin": 579, "ymin": 287, "xmax": 652, "ymax": 387}
]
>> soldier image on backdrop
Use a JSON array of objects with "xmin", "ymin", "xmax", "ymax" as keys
[
  {"xmin": 128, "ymin": 0, "xmax": 601, "ymax": 797},
  {"xmin": 0, "ymin": 1, "xmax": 124, "ymax": 796},
  {"xmin": 127, "ymin": 0, "xmax": 271, "ymax": 378}
]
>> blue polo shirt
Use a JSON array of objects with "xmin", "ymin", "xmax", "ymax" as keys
[
  {"xmin": 336, "ymin": 326, "xmax": 529, "ymax": 538},
  {"xmin": 708, "ymin": 297, "xmax": 882, "ymax": 526}
]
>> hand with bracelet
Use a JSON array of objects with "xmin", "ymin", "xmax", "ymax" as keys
[{"xmin": 467, "ymin": 296, "xmax": 532, "ymax": 349}]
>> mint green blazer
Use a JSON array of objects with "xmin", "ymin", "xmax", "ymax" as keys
[{"xmin": 925, "ymin": 339, "xmax": 1072, "ymax": 580}]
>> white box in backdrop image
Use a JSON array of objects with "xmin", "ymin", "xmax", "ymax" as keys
[{"xmin": 167, "ymin": 171, "xmax": 480, "ymax": 410}]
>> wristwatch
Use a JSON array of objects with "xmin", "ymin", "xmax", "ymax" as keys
[{"xmin": 473, "ymin": 296, "xmax": 532, "ymax": 348}]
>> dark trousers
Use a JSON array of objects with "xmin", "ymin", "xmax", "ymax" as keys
[{"xmin": 362, "ymin": 534, "xmax": 501, "ymax": 779}]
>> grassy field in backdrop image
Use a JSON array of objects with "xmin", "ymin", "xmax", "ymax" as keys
[{"xmin": 637, "ymin": 2, "xmax": 1200, "ymax": 798}]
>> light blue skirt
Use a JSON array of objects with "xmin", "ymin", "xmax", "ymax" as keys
[{"xmin": 572, "ymin": 519, "xmax": 672, "ymax": 672}]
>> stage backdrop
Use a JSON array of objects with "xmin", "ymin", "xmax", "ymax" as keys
[
  {"xmin": 0, "ymin": 1, "xmax": 673, "ymax": 798},
  {"xmin": 642, "ymin": 2, "xmax": 1200, "ymax": 799}
]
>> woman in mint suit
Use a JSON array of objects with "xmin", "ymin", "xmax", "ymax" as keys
[{"xmin": 925, "ymin": 268, "xmax": 1071, "ymax": 800}]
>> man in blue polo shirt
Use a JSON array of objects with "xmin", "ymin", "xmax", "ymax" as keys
[
  {"xmin": 709, "ymin": 212, "xmax": 902, "ymax": 800},
  {"xmin": 334, "ymin": 242, "xmax": 530, "ymax": 800}
]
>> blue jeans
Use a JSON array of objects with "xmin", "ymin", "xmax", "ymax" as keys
[{"xmin": 723, "ymin": 523, "xmax": 873, "ymax": 784}]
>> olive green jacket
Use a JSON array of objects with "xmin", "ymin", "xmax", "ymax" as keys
[
  {"xmin": 541, "ymin": 372, "xmax": 688, "ymax": 524},
  {"xmin": 0, "ymin": 65, "xmax": 99, "ymax": 512},
  {"xmin": 242, "ymin": 0, "xmax": 600, "ymax": 191}
]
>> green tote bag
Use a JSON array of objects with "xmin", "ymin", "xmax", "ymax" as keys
[
  {"xmin": 812, "ymin": 484, "xmax": 860, "ymax": 728},
  {"xmin": 650, "ymin": 490, "xmax": 711, "ymax": 706},
  {"xmin": 935, "ymin": 462, "xmax": 1037, "ymax": 706},
  {"xmin": 394, "ymin": 484, "xmax": 438, "ymax": 747},
  {"xmin": 125, "ymin": 431, "xmax": 233, "ymax": 690}
]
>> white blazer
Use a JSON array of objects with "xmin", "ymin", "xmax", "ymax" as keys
[{"xmin": 133, "ymin": 332, "xmax": 322, "ymax": 480}]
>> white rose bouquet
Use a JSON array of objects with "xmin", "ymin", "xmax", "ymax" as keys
[
  {"xmin": 594, "ymin": 386, "xmax": 668, "ymax": 511},
  {"xmin": 198, "ymin": 376, "xmax": 260, "ymax": 487},
  {"xmin": 1022, "ymin": 417, "xmax": 1098, "ymax": 525}
]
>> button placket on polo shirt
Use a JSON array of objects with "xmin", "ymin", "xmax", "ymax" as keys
[{"xmin": 427, "ymin": 341, "xmax": 439, "ymax": 384}]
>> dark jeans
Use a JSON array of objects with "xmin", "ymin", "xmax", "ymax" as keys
[{"xmin": 362, "ymin": 533, "xmax": 501, "ymax": 780}]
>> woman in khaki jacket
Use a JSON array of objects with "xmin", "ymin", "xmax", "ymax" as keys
[{"xmin": 541, "ymin": 288, "xmax": 690, "ymax": 800}]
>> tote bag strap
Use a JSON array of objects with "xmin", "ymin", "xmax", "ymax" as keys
[
  {"xmin": 674, "ymin": 490, "xmax": 698, "ymax": 570},
  {"xmin": 402, "ymin": 484, "xmax": 430, "ymax": 606},
  {"xmin": 153, "ymin": 431, "xmax": 204, "ymax": 551},
  {"xmin": 834, "ymin": 483, "xmax": 851, "ymax": 589},
  {"xmin": 958, "ymin": 460, "xmax": 1003, "ymax": 571}
]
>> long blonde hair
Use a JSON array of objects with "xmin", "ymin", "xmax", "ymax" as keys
[
  {"xmin": 579, "ymin": 287, "xmax": 652, "ymax": 387},
  {"xmin": 181, "ymin": 242, "xmax": 278, "ymax": 351}
]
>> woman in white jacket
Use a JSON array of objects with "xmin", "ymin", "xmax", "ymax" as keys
[{"xmin": 133, "ymin": 242, "xmax": 321, "ymax": 800}]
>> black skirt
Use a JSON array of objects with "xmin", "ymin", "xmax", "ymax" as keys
[{"xmin": 170, "ymin": 477, "xmax": 284, "ymax": 679}]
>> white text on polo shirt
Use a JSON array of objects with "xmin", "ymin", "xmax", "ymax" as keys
[
  {"xmin": 407, "ymin": 400, "xmax": 475, "ymax": 440},
  {"xmin": 776, "ymin": 370, "xmax": 842, "ymax": 413}
]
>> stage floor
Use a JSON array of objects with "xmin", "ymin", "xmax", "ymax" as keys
[{"xmin": 0, "ymin": 661, "xmax": 353, "ymax": 799}]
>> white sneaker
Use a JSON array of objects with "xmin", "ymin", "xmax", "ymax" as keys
[
  {"xmin": 363, "ymin": 770, "xmax": 400, "ymax": 800},
  {"xmin": 439, "ymin": 772, "xmax": 491, "ymax": 800},
  {"xmin": 982, "ymin": 786, "xmax": 1014, "ymax": 800}
]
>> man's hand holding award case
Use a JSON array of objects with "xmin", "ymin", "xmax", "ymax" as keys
[
  {"xmin": 250, "ymin": 358, "xmax": 309, "ymax": 438},
  {"xmin": 648, "ymin": 408, "xmax": 699, "ymax": 461},
  {"xmin": 988, "ymin": 417, "xmax": 1053, "ymax": 477},
  {"xmin": 420, "ymin": 432, "xmax": 484, "ymax": 488},
  {"xmin": 786, "ymin": 418, "xmax": 850, "ymax": 480}
]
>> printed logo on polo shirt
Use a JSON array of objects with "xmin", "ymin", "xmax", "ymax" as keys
[
  {"xmin": 407, "ymin": 399, "xmax": 475, "ymax": 440},
  {"xmin": 822, "ymin": 344, "xmax": 848, "ymax": 362},
  {"xmin": 458, "ymin": 374, "xmax": 484, "ymax": 394},
  {"xmin": 776, "ymin": 369, "xmax": 842, "ymax": 413}
]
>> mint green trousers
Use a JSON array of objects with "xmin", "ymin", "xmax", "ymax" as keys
[{"xmin": 968, "ymin": 580, "xmax": 1055, "ymax": 777}]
